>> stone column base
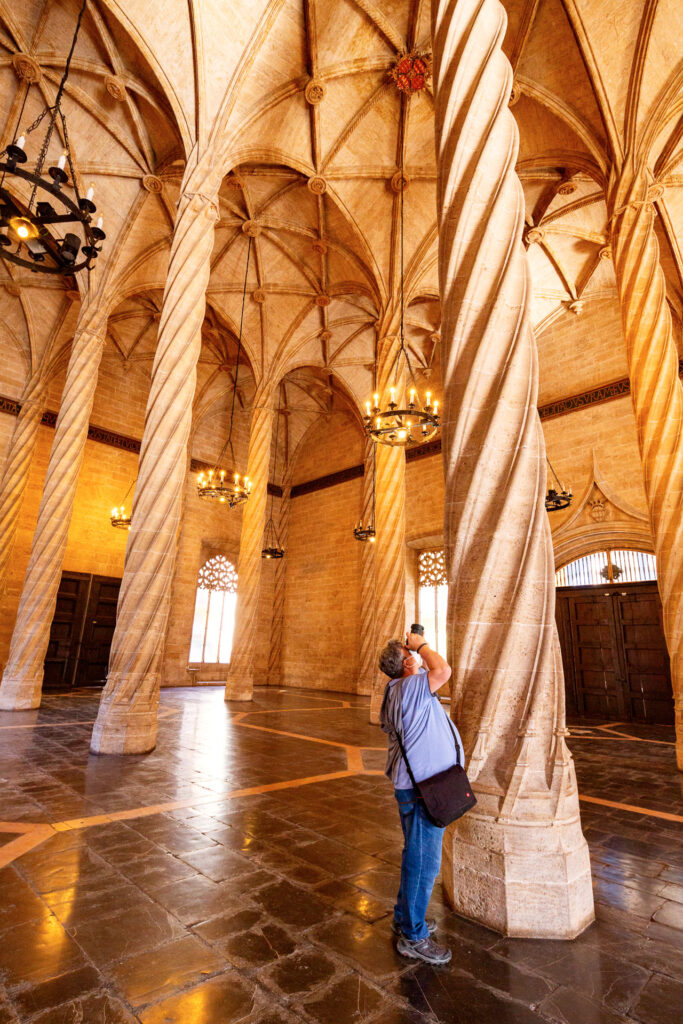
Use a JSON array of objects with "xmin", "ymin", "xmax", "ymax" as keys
[
  {"xmin": 90, "ymin": 698, "xmax": 159, "ymax": 755},
  {"xmin": 442, "ymin": 810, "xmax": 595, "ymax": 939},
  {"xmin": 0, "ymin": 676, "xmax": 42, "ymax": 711},
  {"xmin": 224, "ymin": 677, "xmax": 254, "ymax": 702}
]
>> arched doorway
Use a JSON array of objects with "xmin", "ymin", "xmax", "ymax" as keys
[{"xmin": 555, "ymin": 548, "xmax": 674, "ymax": 724}]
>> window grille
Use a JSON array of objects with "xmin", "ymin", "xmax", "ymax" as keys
[
  {"xmin": 555, "ymin": 549, "xmax": 657, "ymax": 588},
  {"xmin": 417, "ymin": 549, "xmax": 447, "ymax": 656},
  {"xmin": 418, "ymin": 549, "xmax": 446, "ymax": 588},
  {"xmin": 189, "ymin": 555, "xmax": 238, "ymax": 663}
]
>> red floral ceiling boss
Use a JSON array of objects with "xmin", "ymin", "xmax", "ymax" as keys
[{"xmin": 389, "ymin": 51, "xmax": 432, "ymax": 93}]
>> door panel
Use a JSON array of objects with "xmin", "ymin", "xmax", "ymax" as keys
[
  {"xmin": 556, "ymin": 582, "xmax": 673, "ymax": 725},
  {"xmin": 613, "ymin": 588, "xmax": 673, "ymax": 724},
  {"xmin": 76, "ymin": 576, "xmax": 121, "ymax": 686},
  {"xmin": 43, "ymin": 573, "xmax": 90, "ymax": 689},
  {"xmin": 44, "ymin": 572, "xmax": 121, "ymax": 690}
]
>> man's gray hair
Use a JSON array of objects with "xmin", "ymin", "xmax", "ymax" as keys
[{"xmin": 378, "ymin": 639, "xmax": 404, "ymax": 679}]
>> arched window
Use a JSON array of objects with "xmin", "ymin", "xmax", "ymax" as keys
[
  {"xmin": 189, "ymin": 556, "xmax": 238, "ymax": 663},
  {"xmin": 418, "ymin": 549, "xmax": 448, "ymax": 655},
  {"xmin": 555, "ymin": 549, "xmax": 657, "ymax": 587}
]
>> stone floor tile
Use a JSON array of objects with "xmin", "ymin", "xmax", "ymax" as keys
[
  {"xmin": 7, "ymin": 964, "xmax": 101, "ymax": 1019},
  {"xmin": 219, "ymin": 922, "xmax": 299, "ymax": 968},
  {"xmin": 311, "ymin": 916, "xmax": 408, "ymax": 980},
  {"xmin": 30, "ymin": 992, "xmax": 138, "ymax": 1023},
  {"xmin": 651, "ymin": 900, "xmax": 683, "ymax": 929},
  {"xmin": 1, "ymin": 916, "xmax": 88, "ymax": 988},
  {"xmin": 261, "ymin": 948, "xmax": 340, "ymax": 996},
  {"xmin": 251, "ymin": 879, "xmax": 330, "ymax": 928},
  {"xmin": 64, "ymin": 902, "xmax": 184, "ymax": 967},
  {"xmin": 301, "ymin": 973, "xmax": 384, "ymax": 1023},
  {"xmin": 630, "ymin": 973, "xmax": 683, "ymax": 1024},
  {"xmin": 390, "ymin": 965, "xmax": 545, "ymax": 1023},
  {"xmin": 136, "ymin": 971, "xmax": 255, "ymax": 1023},
  {"xmin": 106, "ymin": 934, "xmax": 224, "ymax": 1007},
  {"xmin": 192, "ymin": 907, "xmax": 263, "ymax": 942},
  {"xmin": 539, "ymin": 984, "xmax": 638, "ymax": 1024}
]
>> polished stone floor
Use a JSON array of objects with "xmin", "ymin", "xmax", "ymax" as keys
[{"xmin": 0, "ymin": 686, "xmax": 681, "ymax": 1023}]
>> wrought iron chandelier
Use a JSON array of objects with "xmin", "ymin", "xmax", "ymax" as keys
[
  {"xmin": 545, "ymin": 458, "xmax": 572, "ymax": 511},
  {"xmin": 0, "ymin": 0, "xmax": 105, "ymax": 276},
  {"xmin": 197, "ymin": 236, "xmax": 253, "ymax": 507},
  {"xmin": 262, "ymin": 384, "xmax": 285, "ymax": 559},
  {"xmin": 363, "ymin": 111, "xmax": 439, "ymax": 448},
  {"xmin": 110, "ymin": 478, "xmax": 134, "ymax": 530},
  {"xmin": 354, "ymin": 444, "xmax": 376, "ymax": 542}
]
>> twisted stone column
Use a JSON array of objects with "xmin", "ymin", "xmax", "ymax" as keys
[
  {"xmin": 0, "ymin": 307, "xmax": 107, "ymax": 710},
  {"xmin": 225, "ymin": 394, "xmax": 274, "ymax": 701},
  {"xmin": 0, "ymin": 374, "xmax": 48, "ymax": 595},
  {"xmin": 370, "ymin": 439, "xmax": 406, "ymax": 722},
  {"xmin": 267, "ymin": 480, "xmax": 291, "ymax": 686},
  {"xmin": 90, "ymin": 184, "xmax": 219, "ymax": 754},
  {"xmin": 610, "ymin": 164, "xmax": 683, "ymax": 769},
  {"xmin": 357, "ymin": 438, "xmax": 377, "ymax": 696},
  {"xmin": 432, "ymin": 0, "xmax": 593, "ymax": 937}
]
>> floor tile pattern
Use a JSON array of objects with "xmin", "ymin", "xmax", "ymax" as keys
[{"xmin": 0, "ymin": 688, "xmax": 680, "ymax": 1023}]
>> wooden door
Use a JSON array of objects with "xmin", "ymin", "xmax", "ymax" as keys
[
  {"xmin": 612, "ymin": 588, "xmax": 672, "ymax": 723},
  {"xmin": 75, "ymin": 575, "xmax": 121, "ymax": 686},
  {"xmin": 555, "ymin": 582, "xmax": 673, "ymax": 724},
  {"xmin": 44, "ymin": 572, "xmax": 121, "ymax": 690},
  {"xmin": 43, "ymin": 572, "xmax": 90, "ymax": 689}
]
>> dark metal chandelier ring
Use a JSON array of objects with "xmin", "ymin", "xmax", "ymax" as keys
[
  {"xmin": 365, "ymin": 403, "xmax": 439, "ymax": 447},
  {"xmin": 0, "ymin": 159, "xmax": 103, "ymax": 274}
]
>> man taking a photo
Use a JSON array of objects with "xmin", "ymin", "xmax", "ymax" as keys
[{"xmin": 379, "ymin": 630, "xmax": 463, "ymax": 966}]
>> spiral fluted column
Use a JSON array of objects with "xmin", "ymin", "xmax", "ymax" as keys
[
  {"xmin": 370, "ymin": 438, "xmax": 406, "ymax": 722},
  {"xmin": 267, "ymin": 481, "xmax": 291, "ymax": 686},
  {"xmin": 225, "ymin": 395, "xmax": 275, "ymax": 701},
  {"xmin": 610, "ymin": 165, "xmax": 683, "ymax": 769},
  {"xmin": 432, "ymin": 0, "xmax": 593, "ymax": 937},
  {"xmin": 0, "ymin": 374, "xmax": 48, "ymax": 595},
  {"xmin": 90, "ymin": 184, "xmax": 219, "ymax": 754},
  {"xmin": 357, "ymin": 438, "xmax": 377, "ymax": 696},
  {"xmin": 0, "ymin": 307, "xmax": 107, "ymax": 710}
]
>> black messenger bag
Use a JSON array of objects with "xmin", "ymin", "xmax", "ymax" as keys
[{"xmin": 394, "ymin": 702, "xmax": 477, "ymax": 828}]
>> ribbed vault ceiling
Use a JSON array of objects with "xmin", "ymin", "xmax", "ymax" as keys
[{"xmin": 0, "ymin": 0, "xmax": 682, "ymax": 462}]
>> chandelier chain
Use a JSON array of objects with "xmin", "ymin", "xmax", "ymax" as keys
[
  {"xmin": 215, "ymin": 233, "xmax": 251, "ymax": 474},
  {"xmin": 28, "ymin": 0, "xmax": 87, "ymax": 212}
]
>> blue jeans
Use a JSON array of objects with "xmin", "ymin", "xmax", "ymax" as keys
[{"xmin": 394, "ymin": 787, "xmax": 444, "ymax": 940}]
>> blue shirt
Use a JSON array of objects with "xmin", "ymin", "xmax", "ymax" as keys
[{"xmin": 384, "ymin": 669, "xmax": 464, "ymax": 789}]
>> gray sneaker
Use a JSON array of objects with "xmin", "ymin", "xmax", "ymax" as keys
[
  {"xmin": 396, "ymin": 934, "xmax": 452, "ymax": 965},
  {"xmin": 391, "ymin": 917, "xmax": 437, "ymax": 937}
]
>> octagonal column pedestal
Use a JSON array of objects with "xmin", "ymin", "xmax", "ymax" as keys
[
  {"xmin": 0, "ymin": 308, "xmax": 107, "ymax": 711},
  {"xmin": 0, "ymin": 373, "xmax": 48, "ymax": 594},
  {"xmin": 224, "ymin": 396, "xmax": 274, "ymax": 701},
  {"xmin": 369, "ymin": 440, "xmax": 406, "ymax": 723},
  {"xmin": 90, "ymin": 184, "xmax": 219, "ymax": 755},
  {"xmin": 431, "ymin": 0, "xmax": 594, "ymax": 937},
  {"xmin": 357, "ymin": 439, "xmax": 377, "ymax": 696},
  {"xmin": 609, "ymin": 165, "xmax": 683, "ymax": 771}
]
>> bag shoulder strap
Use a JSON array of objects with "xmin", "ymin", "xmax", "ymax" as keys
[{"xmin": 391, "ymin": 680, "xmax": 462, "ymax": 788}]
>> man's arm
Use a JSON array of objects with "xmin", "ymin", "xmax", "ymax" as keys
[{"xmin": 406, "ymin": 632, "xmax": 451, "ymax": 693}]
